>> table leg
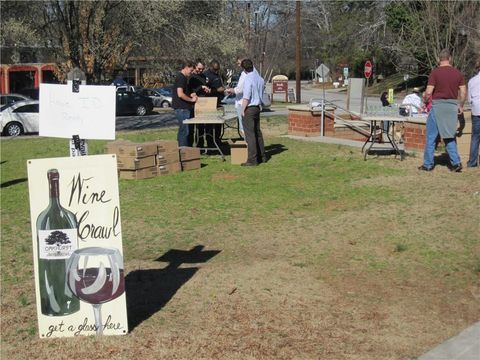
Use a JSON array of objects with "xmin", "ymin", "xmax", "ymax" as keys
[
  {"xmin": 364, "ymin": 120, "xmax": 379, "ymax": 160},
  {"xmin": 213, "ymin": 126, "xmax": 225, "ymax": 161},
  {"xmin": 361, "ymin": 122, "xmax": 374, "ymax": 154},
  {"xmin": 385, "ymin": 122, "xmax": 404, "ymax": 160},
  {"xmin": 193, "ymin": 124, "xmax": 199, "ymax": 147},
  {"xmin": 220, "ymin": 122, "xmax": 225, "ymax": 140}
]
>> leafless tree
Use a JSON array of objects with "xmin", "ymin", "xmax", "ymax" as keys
[{"xmin": 385, "ymin": 0, "xmax": 480, "ymax": 78}]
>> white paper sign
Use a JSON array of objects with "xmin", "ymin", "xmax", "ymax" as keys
[
  {"xmin": 39, "ymin": 83, "xmax": 116, "ymax": 140},
  {"xmin": 27, "ymin": 154, "xmax": 128, "ymax": 338}
]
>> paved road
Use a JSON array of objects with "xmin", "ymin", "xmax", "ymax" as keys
[
  {"xmin": 115, "ymin": 107, "xmax": 288, "ymax": 132},
  {"xmin": 266, "ymin": 80, "xmax": 392, "ymax": 112},
  {"xmin": 116, "ymin": 110, "xmax": 177, "ymax": 131}
]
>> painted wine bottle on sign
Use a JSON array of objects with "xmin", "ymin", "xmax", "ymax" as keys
[{"xmin": 36, "ymin": 169, "xmax": 80, "ymax": 316}]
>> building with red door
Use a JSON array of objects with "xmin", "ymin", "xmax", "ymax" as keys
[{"xmin": 0, "ymin": 46, "xmax": 60, "ymax": 96}]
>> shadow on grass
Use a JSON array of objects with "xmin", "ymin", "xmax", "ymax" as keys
[
  {"xmin": 125, "ymin": 245, "xmax": 220, "ymax": 331},
  {"xmin": 194, "ymin": 142, "xmax": 288, "ymax": 161},
  {"xmin": 434, "ymin": 152, "xmax": 457, "ymax": 169},
  {"xmin": 265, "ymin": 143, "xmax": 288, "ymax": 159},
  {"xmin": 366, "ymin": 149, "xmax": 400, "ymax": 157},
  {"xmin": 1, "ymin": 177, "xmax": 27, "ymax": 188}
]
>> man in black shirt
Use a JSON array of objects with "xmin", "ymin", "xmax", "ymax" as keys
[
  {"xmin": 172, "ymin": 60, "xmax": 197, "ymax": 146},
  {"xmin": 203, "ymin": 60, "xmax": 225, "ymax": 148},
  {"xmin": 189, "ymin": 59, "xmax": 210, "ymax": 99},
  {"xmin": 204, "ymin": 59, "xmax": 225, "ymax": 107},
  {"xmin": 188, "ymin": 59, "xmax": 210, "ymax": 146}
]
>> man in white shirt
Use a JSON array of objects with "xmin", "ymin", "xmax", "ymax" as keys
[
  {"xmin": 401, "ymin": 87, "xmax": 422, "ymax": 115},
  {"xmin": 241, "ymin": 59, "xmax": 267, "ymax": 166},
  {"xmin": 227, "ymin": 56, "xmax": 260, "ymax": 137},
  {"xmin": 467, "ymin": 60, "xmax": 480, "ymax": 167}
]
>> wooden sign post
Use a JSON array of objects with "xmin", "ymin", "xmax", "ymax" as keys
[{"xmin": 271, "ymin": 75, "xmax": 289, "ymax": 103}]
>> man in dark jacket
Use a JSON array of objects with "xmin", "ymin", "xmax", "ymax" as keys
[{"xmin": 203, "ymin": 60, "xmax": 225, "ymax": 148}]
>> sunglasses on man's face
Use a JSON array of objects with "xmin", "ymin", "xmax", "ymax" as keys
[{"xmin": 197, "ymin": 67, "xmax": 205, "ymax": 71}]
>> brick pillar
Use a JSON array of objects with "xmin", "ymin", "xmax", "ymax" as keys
[
  {"xmin": 288, "ymin": 106, "xmax": 335, "ymax": 137},
  {"xmin": 404, "ymin": 121, "xmax": 427, "ymax": 151}
]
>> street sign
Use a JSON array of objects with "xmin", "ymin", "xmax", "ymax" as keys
[
  {"xmin": 272, "ymin": 80, "xmax": 288, "ymax": 93},
  {"xmin": 316, "ymin": 64, "xmax": 330, "ymax": 79},
  {"xmin": 364, "ymin": 61, "xmax": 373, "ymax": 79},
  {"xmin": 388, "ymin": 88, "xmax": 394, "ymax": 103}
]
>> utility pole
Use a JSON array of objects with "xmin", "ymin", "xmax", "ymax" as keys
[
  {"xmin": 246, "ymin": 2, "xmax": 251, "ymax": 56},
  {"xmin": 295, "ymin": 1, "xmax": 301, "ymax": 103}
]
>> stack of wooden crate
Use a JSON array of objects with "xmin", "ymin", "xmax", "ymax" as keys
[
  {"xmin": 105, "ymin": 141, "xmax": 158, "ymax": 180},
  {"xmin": 179, "ymin": 146, "xmax": 201, "ymax": 171},
  {"xmin": 105, "ymin": 140, "xmax": 186, "ymax": 179},
  {"xmin": 153, "ymin": 140, "xmax": 182, "ymax": 176}
]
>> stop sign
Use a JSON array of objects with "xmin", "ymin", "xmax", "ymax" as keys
[{"xmin": 364, "ymin": 60, "xmax": 373, "ymax": 79}]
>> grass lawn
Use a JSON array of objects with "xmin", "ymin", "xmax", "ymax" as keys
[{"xmin": 1, "ymin": 119, "xmax": 479, "ymax": 359}]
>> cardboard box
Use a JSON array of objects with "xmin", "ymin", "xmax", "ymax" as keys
[
  {"xmin": 228, "ymin": 139, "xmax": 248, "ymax": 165},
  {"xmin": 181, "ymin": 159, "xmax": 202, "ymax": 171},
  {"xmin": 117, "ymin": 155, "xmax": 156, "ymax": 170},
  {"xmin": 157, "ymin": 162, "xmax": 182, "ymax": 176},
  {"xmin": 105, "ymin": 141, "xmax": 157, "ymax": 157},
  {"xmin": 144, "ymin": 140, "xmax": 179, "ymax": 153},
  {"xmin": 119, "ymin": 166, "xmax": 158, "ymax": 180},
  {"xmin": 179, "ymin": 146, "xmax": 201, "ymax": 161},
  {"xmin": 157, "ymin": 150, "xmax": 180, "ymax": 165},
  {"xmin": 105, "ymin": 140, "xmax": 131, "ymax": 154},
  {"xmin": 195, "ymin": 97, "xmax": 218, "ymax": 114}
]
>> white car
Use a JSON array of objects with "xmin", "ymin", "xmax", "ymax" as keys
[
  {"xmin": 0, "ymin": 100, "xmax": 39, "ymax": 136},
  {"xmin": 0, "ymin": 93, "xmax": 32, "ymax": 110},
  {"xmin": 140, "ymin": 88, "xmax": 172, "ymax": 108}
]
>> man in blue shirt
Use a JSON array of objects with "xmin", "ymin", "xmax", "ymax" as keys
[{"xmin": 241, "ymin": 59, "xmax": 267, "ymax": 166}]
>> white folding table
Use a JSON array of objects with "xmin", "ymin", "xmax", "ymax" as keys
[{"xmin": 360, "ymin": 114, "xmax": 408, "ymax": 160}]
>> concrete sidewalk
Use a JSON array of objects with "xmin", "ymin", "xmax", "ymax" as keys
[
  {"xmin": 285, "ymin": 134, "xmax": 365, "ymax": 148},
  {"xmin": 284, "ymin": 135, "xmax": 407, "ymax": 153},
  {"xmin": 418, "ymin": 321, "xmax": 480, "ymax": 360}
]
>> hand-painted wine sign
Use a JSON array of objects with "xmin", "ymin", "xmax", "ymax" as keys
[{"xmin": 27, "ymin": 154, "xmax": 128, "ymax": 338}]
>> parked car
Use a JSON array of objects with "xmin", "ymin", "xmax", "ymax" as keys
[
  {"xmin": 220, "ymin": 91, "xmax": 271, "ymax": 110},
  {"xmin": 115, "ymin": 85, "xmax": 141, "ymax": 93},
  {"xmin": 0, "ymin": 93, "xmax": 32, "ymax": 111},
  {"xmin": 0, "ymin": 100, "xmax": 39, "ymax": 136},
  {"xmin": 17, "ymin": 88, "xmax": 39, "ymax": 100},
  {"xmin": 154, "ymin": 86, "xmax": 173, "ymax": 108},
  {"xmin": 116, "ymin": 90, "xmax": 153, "ymax": 116},
  {"xmin": 138, "ymin": 88, "xmax": 172, "ymax": 108}
]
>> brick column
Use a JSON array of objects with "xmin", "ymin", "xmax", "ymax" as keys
[
  {"xmin": 404, "ymin": 120, "xmax": 427, "ymax": 151},
  {"xmin": 288, "ymin": 105, "xmax": 335, "ymax": 137}
]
